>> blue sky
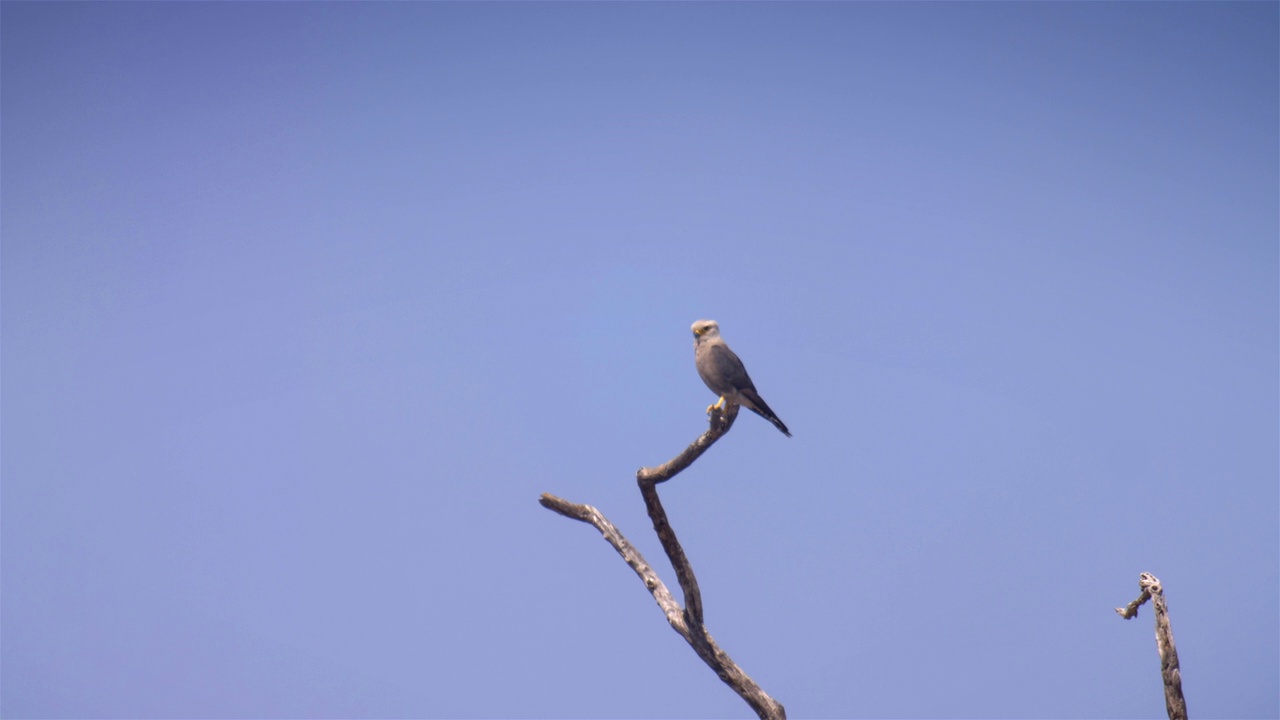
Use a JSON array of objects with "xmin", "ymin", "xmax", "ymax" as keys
[{"xmin": 3, "ymin": 3, "xmax": 1276, "ymax": 718}]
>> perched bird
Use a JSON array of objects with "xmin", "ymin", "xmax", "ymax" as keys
[{"xmin": 691, "ymin": 319, "xmax": 791, "ymax": 437}]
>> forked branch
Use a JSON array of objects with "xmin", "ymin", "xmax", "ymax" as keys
[
  {"xmin": 541, "ymin": 403, "xmax": 785, "ymax": 720},
  {"xmin": 1115, "ymin": 573, "xmax": 1187, "ymax": 720}
]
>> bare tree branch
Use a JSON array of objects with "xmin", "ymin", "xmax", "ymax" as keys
[
  {"xmin": 1114, "ymin": 587, "xmax": 1150, "ymax": 620},
  {"xmin": 634, "ymin": 404, "xmax": 738, "ymax": 628},
  {"xmin": 542, "ymin": 403, "xmax": 786, "ymax": 720},
  {"xmin": 1116, "ymin": 573, "xmax": 1188, "ymax": 720},
  {"xmin": 637, "ymin": 403, "xmax": 738, "ymax": 486},
  {"xmin": 540, "ymin": 493, "xmax": 685, "ymax": 627}
]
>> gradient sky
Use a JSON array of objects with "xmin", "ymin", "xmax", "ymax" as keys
[{"xmin": 3, "ymin": 3, "xmax": 1277, "ymax": 719}]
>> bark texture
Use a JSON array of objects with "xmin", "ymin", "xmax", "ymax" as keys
[{"xmin": 1115, "ymin": 572, "xmax": 1187, "ymax": 720}]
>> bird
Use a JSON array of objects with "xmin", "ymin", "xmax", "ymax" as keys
[{"xmin": 691, "ymin": 319, "xmax": 790, "ymax": 437}]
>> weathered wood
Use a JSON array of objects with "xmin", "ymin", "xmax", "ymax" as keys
[
  {"xmin": 542, "ymin": 403, "xmax": 785, "ymax": 720},
  {"xmin": 637, "ymin": 403, "xmax": 738, "ymax": 485},
  {"xmin": 539, "ymin": 493, "xmax": 684, "ymax": 628},
  {"xmin": 634, "ymin": 404, "xmax": 737, "ymax": 628},
  {"xmin": 1115, "ymin": 573, "xmax": 1188, "ymax": 720}
]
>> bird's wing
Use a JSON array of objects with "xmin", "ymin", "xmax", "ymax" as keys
[{"xmin": 708, "ymin": 343, "xmax": 755, "ymax": 393}]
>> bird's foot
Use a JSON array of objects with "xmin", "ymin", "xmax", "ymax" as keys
[{"xmin": 705, "ymin": 396, "xmax": 726, "ymax": 416}]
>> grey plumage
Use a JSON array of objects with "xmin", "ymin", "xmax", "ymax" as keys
[{"xmin": 691, "ymin": 319, "xmax": 791, "ymax": 437}]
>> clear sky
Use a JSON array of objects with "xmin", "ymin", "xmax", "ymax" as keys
[{"xmin": 3, "ymin": 3, "xmax": 1277, "ymax": 719}]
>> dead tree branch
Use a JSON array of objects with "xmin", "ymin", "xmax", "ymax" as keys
[
  {"xmin": 541, "ymin": 403, "xmax": 785, "ymax": 720},
  {"xmin": 1115, "ymin": 573, "xmax": 1187, "ymax": 720},
  {"xmin": 539, "ymin": 494, "xmax": 684, "ymax": 626}
]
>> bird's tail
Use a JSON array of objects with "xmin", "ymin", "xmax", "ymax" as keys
[{"xmin": 742, "ymin": 389, "xmax": 791, "ymax": 437}]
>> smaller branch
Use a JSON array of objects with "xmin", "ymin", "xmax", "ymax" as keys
[
  {"xmin": 1114, "ymin": 588, "xmax": 1151, "ymax": 619},
  {"xmin": 639, "ymin": 478, "xmax": 704, "ymax": 627},
  {"xmin": 635, "ymin": 404, "xmax": 739, "ymax": 626},
  {"xmin": 540, "ymin": 493, "xmax": 685, "ymax": 627},
  {"xmin": 637, "ymin": 404, "xmax": 738, "ymax": 484},
  {"xmin": 1116, "ymin": 573, "xmax": 1187, "ymax": 720}
]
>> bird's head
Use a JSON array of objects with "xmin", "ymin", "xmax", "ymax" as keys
[{"xmin": 691, "ymin": 319, "xmax": 721, "ymax": 341}]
